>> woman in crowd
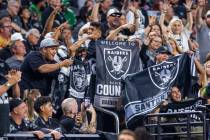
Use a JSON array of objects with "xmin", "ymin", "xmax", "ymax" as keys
[
  {"xmin": 167, "ymin": 37, "xmax": 182, "ymax": 56},
  {"xmin": 160, "ymin": 0, "xmax": 193, "ymax": 52},
  {"xmin": 23, "ymin": 89, "xmax": 41, "ymax": 122},
  {"xmin": 139, "ymin": 35, "xmax": 163, "ymax": 68},
  {"xmin": 19, "ymin": 6, "xmax": 31, "ymax": 31}
]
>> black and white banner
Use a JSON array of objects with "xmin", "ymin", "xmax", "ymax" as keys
[
  {"xmin": 123, "ymin": 54, "xmax": 193, "ymax": 126},
  {"xmin": 160, "ymin": 98, "xmax": 205, "ymax": 121},
  {"xmin": 94, "ymin": 40, "xmax": 141, "ymax": 108},
  {"xmin": 68, "ymin": 61, "xmax": 90, "ymax": 99}
]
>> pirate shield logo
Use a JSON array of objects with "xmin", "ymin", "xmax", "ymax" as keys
[
  {"xmin": 104, "ymin": 46, "xmax": 131, "ymax": 80},
  {"xmin": 148, "ymin": 60, "xmax": 180, "ymax": 89},
  {"xmin": 72, "ymin": 67, "xmax": 87, "ymax": 92}
]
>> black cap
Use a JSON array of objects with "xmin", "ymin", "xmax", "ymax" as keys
[
  {"xmin": 156, "ymin": 46, "xmax": 171, "ymax": 55},
  {"xmin": 9, "ymin": 98, "xmax": 23, "ymax": 112},
  {"xmin": 0, "ymin": 10, "xmax": 10, "ymax": 20},
  {"xmin": 60, "ymin": 117, "xmax": 75, "ymax": 133}
]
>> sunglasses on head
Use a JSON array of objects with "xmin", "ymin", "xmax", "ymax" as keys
[{"xmin": 110, "ymin": 13, "xmax": 121, "ymax": 17}]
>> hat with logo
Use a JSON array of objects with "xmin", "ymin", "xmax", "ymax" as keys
[
  {"xmin": 107, "ymin": 8, "xmax": 122, "ymax": 17},
  {"xmin": 40, "ymin": 38, "xmax": 59, "ymax": 49},
  {"xmin": 11, "ymin": 33, "xmax": 25, "ymax": 41}
]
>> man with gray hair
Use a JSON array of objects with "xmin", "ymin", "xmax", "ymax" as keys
[
  {"xmin": 7, "ymin": 0, "xmax": 22, "ymax": 27},
  {"xmin": 6, "ymin": 32, "xmax": 26, "ymax": 69},
  {"xmin": 60, "ymin": 98, "xmax": 97, "ymax": 134},
  {"xmin": 25, "ymin": 28, "xmax": 41, "ymax": 53}
]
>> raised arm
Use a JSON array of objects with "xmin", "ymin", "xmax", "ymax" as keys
[
  {"xmin": 195, "ymin": 0, "xmax": 205, "ymax": 29},
  {"xmin": 52, "ymin": 22, "xmax": 68, "ymax": 41},
  {"xmin": 90, "ymin": 2, "xmax": 100, "ymax": 22},
  {"xmin": 41, "ymin": 6, "xmax": 60, "ymax": 36},
  {"xmin": 106, "ymin": 24, "xmax": 134, "ymax": 40},
  {"xmin": 0, "ymin": 70, "xmax": 21, "ymax": 96},
  {"xmin": 121, "ymin": 0, "xmax": 129, "ymax": 13},
  {"xmin": 159, "ymin": 0, "xmax": 170, "ymax": 34},
  {"xmin": 184, "ymin": 0, "xmax": 193, "ymax": 31},
  {"xmin": 144, "ymin": 16, "xmax": 157, "ymax": 37},
  {"xmin": 68, "ymin": 36, "xmax": 90, "ymax": 57},
  {"xmin": 128, "ymin": 5, "xmax": 140, "ymax": 32}
]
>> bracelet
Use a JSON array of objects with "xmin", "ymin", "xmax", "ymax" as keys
[{"xmin": 186, "ymin": 10, "xmax": 191, "ymax": 13}]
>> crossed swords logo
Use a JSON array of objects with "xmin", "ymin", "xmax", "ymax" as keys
[
  {"xmin": 108, "ymin": 56, "xmax": 127, "ymax": 74},
  {"xmin": 154, "ymin": 69, "xmax": 171, "ymax": 86}
]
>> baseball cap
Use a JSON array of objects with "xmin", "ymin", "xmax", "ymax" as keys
[
  {"xmin": 40, "ymin": 38, "xmax": 59, "ymax": 49},
  {"xmin": 0, "ymin": 10, "xmax": 10, "ymax": 20},
  {"xmin": 11, "ymin": 32, "xmax": 25, "ymax": 41},
  {"xmin": 156, "ymin": 46, "xmax": 171, "ymax": 55},
  {"xmin": 206, "ymin": 10, "xmax": 210, "ymax": 17},
  {"xmin": 107, "ymin": 8, "xmax": 122, "ymax": 17},
  {"xmin": 9, "ymin": 98, "xmax": 23, "ymax": 112},
  {"xmin": 44, "ymin": 32, "xmax": 54, "ymax": 39}
]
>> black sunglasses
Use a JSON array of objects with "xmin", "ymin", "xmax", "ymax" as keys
[{"xmin": 110, "ymin": 13, "xmax": 121, "ymax": 17}]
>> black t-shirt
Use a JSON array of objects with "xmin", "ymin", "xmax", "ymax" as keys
[
  {"xmin": 34, "ymin": 116, "xmax": 59, "ymax": 130},
  {"xmin": 24, "ymin": 40, "xmax": 40, "ymax": 54},
  {"xmin": 20, "ymin": 51, "xmax": 58, "ymax": 96},
  {"xmin": 9, "ymin": 117, "xmax": 40, "ymax": 133},
  {"xmin": 100, "ymin": 22, "xmax": 110, "ymax": 39},
  {"xmin": 0, "ymin": 60, "xmax": 10, "ymax": 136},
  {"xmin": 0, "ymin": 47, "xmax": 12, "ymax": 61}
]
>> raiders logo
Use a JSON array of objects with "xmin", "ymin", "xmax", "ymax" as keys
[
  {"xmin": 58, "ymin": 74, "xmax": 64, "ymax": 82},
  {"xmin": 104, "ymin": 46, "xmax": 131, "ymax": 80},
  {"xmin": 72, "ymin": 68, "xmax": 87, "ymax": 92},
  {"xmin": 148, "ymin": 60, "xmax": 179, "ymax": 89}
]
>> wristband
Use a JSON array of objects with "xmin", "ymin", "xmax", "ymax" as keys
[{"xmin": 4, "ymin": 82, "xmax": 12, "ymax": 88}]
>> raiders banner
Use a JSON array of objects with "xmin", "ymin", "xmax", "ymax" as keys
[
  {"xmin": 94, "ymin": 40, "xmax": 141, "ymax": 108},
  {"xmin": 161, "ymin": 98, "xmax": 205, "ymax": 120},
  {"xmin": 68, "ymin": 61, "xmax": 90, "ymax": 99},
  {"xmin": 123, "ymin": 54, "xmax": 192, "ymax": 127}
]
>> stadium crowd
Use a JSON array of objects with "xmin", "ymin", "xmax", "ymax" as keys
[{"xmin": 0, "ymin": 0, "xmax": 210, "ymax": 139}]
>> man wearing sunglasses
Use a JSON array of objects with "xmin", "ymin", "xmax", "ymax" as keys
[
  {"xmin": 0, "ymin": 10, "xmax": 12, "ymax": 49},
  {"xmin": 99, "ymin": 8, "xmax": 122, "ymax": 38}
]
